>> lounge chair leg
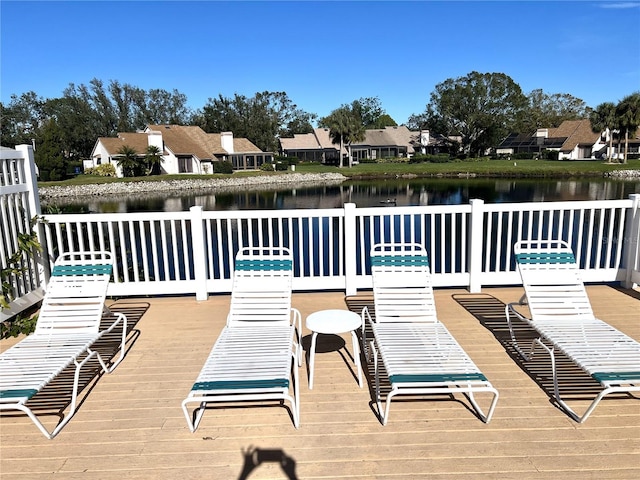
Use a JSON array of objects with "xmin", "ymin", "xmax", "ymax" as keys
[
  {"xmin": 534, "ymin": 339, "xmax": 583, "ymax": 422},
  {"xmin": 371, "ymin": 341, "xmax": 386, "ymax": 424},
  {"xmin": 351, "ymin": 330, "xmax": 363, "ymax": 388},
  {"xmin": 465, "ymin": 386, "xmax": 500, "ymax": 423},
  {"xmin": 292, "ymin": 350, "xmax": 300, "ymax": 428},
  {"xmin": 361, "ymin": 307, "xmax": 371, "ymax": 363}
]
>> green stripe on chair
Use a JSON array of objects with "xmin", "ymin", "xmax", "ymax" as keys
[
  {"xmin": 52, "ymin": 264, "xmax": 113, "ymax": 276},
  {"xmin": 515, "ymin": 252, "xmax": 575, "ymax": 264},
  {"xmin": 235, "ymin": 259, "xmax": 292, "ymax": 271},
  {"xmin": 390, "ymin": 373, "xmax": 487, "ymax": 384},
  {"xmin": 371, "ymin": 255, "xmax": 429, "ymax": 267},
  {"xmin": 193, "ymin": 379, "xmax": 290, "ymax": 390},
  {"xmin": 592, "ymin": 371, "xmax": 640, "ymax": 383},
  {"xmin": 0, "ymin": 388, "xmax": 38, "ymax": 400}
]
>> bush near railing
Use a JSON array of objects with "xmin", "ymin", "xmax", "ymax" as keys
[{"xmin": 0, "ymin": 215, "xmax": 42, "ymax": 339}]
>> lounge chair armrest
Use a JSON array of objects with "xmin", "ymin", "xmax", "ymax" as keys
[
  {"xmin": 361, "ymin": 305, "xmax": 374, "ymax": 324},
  {"xmin": 290, "ymin": 308, "xmax": 302, "ymax": 341},
  {"xmin": 101, "ymin": 311, "xmax": 127, "ymax": 336},
  {"xmin": 505, "ymin": 301, "xmax": 528, "ymax": 323}
]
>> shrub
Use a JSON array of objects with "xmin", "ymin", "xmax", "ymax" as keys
[
  {"xmin": 540, "ymin": 150, "xmax": 559, "ymax": 161},
  {"xmin": 409, "ymin": 154, "xmax": 428, "ymax": 163},
  {"xmin": 85, "ymin": 163, "xmax": 117, "ymax": 177},
  {"xmin": 274, "ymin": 155, "xmax": 298, "ymax": 166},
  {"xmin": 260, "ymin": 163, "xmax": 274, "ymax": 171},
  {"xmin": 1, "ymin": 313, "xmax": 38, "ymax": 339},
  {"xmin": 213, "ymin": 161, "xmax": 233, "ymax": 174},
  {"xmin": 428, "ymin": 154, "xmax": 451, "ymax": 163},
  {"xmin": 410, "ymin": 153, "xmax": 450, "ymax": 163},
  {"xmin": 274, "ymin": 162, "xmax": 288, "ymax": 171}
]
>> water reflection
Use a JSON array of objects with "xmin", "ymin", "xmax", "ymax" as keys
[{"xmin": 43, "ymin": 178, "xmax": 640, "ymax": 213}]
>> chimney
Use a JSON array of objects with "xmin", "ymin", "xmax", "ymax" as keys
[
  {"xmin": 221, "ymin": 132, "xmax": 234, "ymax": 153},
  {"xmin": 147, "ymin": 131, "xmax": 163, "ymax": 152},
  {"xmin": 420, "ymin": 129, "xmax": 430, "ymax": 147}
]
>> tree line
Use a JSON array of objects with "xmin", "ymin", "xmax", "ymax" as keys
[{"xmin": 1, "ymin": 71, "xmax": 638, "ymax": 179}]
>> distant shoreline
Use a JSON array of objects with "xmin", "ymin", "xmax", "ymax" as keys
[
  {"xmin": 38, "ymin": 169, "xmax": 640, "ymax": 200},
  {"xmin": 38, "ymin": 172, "xmax": 348, "ymax": 199}
]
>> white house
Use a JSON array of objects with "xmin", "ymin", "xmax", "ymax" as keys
[{"xmin": 89, "ymin": 125, "xmax": 271, "ymax": 177}]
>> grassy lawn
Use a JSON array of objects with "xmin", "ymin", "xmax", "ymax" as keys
[
  {"xmin": 39, "ymin": 159, "xmax": 640, "ymax": 187},
  {"xmin": 295, "ymin": 159, "xmax": 640, "ymax": 178}
]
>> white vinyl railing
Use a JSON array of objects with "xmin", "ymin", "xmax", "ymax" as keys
[
  {"xmin": 0, "ymin": 145, "xmax": 44, "ymax": 321},
  {"xmin": 38, "ymin": 196, "xmax": 640, "ymax": 300},
  {"xmin": 2, "ymin": 144, "xmax": 639, "ymax": 320}
]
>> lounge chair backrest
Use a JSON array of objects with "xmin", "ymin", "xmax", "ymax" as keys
[
  {"xmin": 227, "ymin": 246, "xmax": 294, "ymax": 327},
  {"xmin": 513, "ymin": 240, "xmax": 595, "ymax": 322},
  {"xmin": 370, "ymin": 243, "xmax": 438, "ymax": 323},
  {"xmin": 35, "ymin": 251, "xmax": 114, "ymax": 335}
]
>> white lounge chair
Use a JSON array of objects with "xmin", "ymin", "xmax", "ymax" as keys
[
  {"xmin": 506, "ymin": 239, "xmax": 640, "ymax": 422},
  {"xmin": 0, "ymin": 251, "xmax": 127, "ymax": 439},
  {"xmin": 362, "ymin": 243, "xmax": 499, "ymax": 425},
  {"xmin": 182, "ymin": 246, "xmax": 301, "ymax": 430}
]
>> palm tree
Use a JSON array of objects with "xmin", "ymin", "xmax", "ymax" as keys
[
  {"xmin": 323, "ymin": 106, "xmax": 366, "ymax": 167},
  {"xmin": 616, "ymin": 92, "xmax": 640, "ymax": 164},
  {"xmin": 144, "ymin": 145, "xmax": 163, "ymax": 175},
  {"xmin": 589, "ymin": 102, "xmax": 617, "ymax": 162},
  {"xmin": 116, "ymin": 145, "xmax": 140, "ymax": 177}
]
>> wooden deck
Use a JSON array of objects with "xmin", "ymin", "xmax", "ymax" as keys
[{"xmin": 1, "ymin": 286, "xmax": 639, "ymax": 479}]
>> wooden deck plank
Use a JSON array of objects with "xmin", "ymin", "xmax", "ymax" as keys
[{"xmin": 1, "ymin": 286, "xmax": 639, "ymax": 479}]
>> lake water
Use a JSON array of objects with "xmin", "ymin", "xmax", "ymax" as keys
[{"xmin": 43, "ymin": 177, "xmax": 640, "ymax": 213}]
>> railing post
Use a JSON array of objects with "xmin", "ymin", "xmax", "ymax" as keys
[
  {"xmin": 623, "ymin": 193, "xmax": 640, "ymax": 289},
  {"xmin": 190, "ymin": 206, "xmax": 208, "ymax": 301},
  {"xmin": 468, "ymin": 199, "xmax": 485, "ymax": 293},
  {"xmin": 344, "ymin": 202, "xmax": 357, "ymax": 296},
  {"xmin": 16, "ymin": 145, "xmax": 41, "ymax": 216}
]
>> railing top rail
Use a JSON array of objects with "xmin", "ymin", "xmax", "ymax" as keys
[
  {"xmin": 201, "ymin": 207, "xmax": 345, "ymax": 219},
  {"xmin": 355, "ymin": 204, "xmax": 472, "ymax": 214},
  {"xmin": 0, "ymin": 149, "xmax": 26, "ymax": 160},
  {"xmin": 482, "ymin": 198, "xmax": 634, "ymax": 212}
]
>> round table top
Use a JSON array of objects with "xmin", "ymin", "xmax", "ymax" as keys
[{"xmin": 306, "ymin": 309, "xmax": 362, "ymax": 334}]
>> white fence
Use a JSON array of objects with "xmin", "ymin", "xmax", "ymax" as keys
[
  {"xmin": 1, "ymin": 144, "xmax": 639, "ymax": 321},
  {"xmin": 38, "ymin": 197, "xmax": 640, "ymax": 300},
  {"xmin": 0, "ymin": 146, "xmax": 44, "ymax": 321}
]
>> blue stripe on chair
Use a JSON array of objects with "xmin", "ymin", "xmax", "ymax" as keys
[
  {"xmin": 0, "ymin": 388, "xmax": 38, "ymax": 400},
  {"xmin": 235, "ymin": 259, "xmax": 292, "ymax": 271},
  {"xmin": 371, "ymin": 255, "xmax": 429, "ymax": 267},
  {"xmin": 52, "ymin": 264, "xmax": 113, "ymax": 276},
  {"xmin": 390, "ymin": 373, "xmax": 488, "ymax": 384},
  {"xmin": 514, "ymin": 252, "xmax": 575, "ymax": 264},
  {"xmin": 592, "ymin": 371, "xmax": 640, "ymax": 383},
  {"xmin": 192, "ymin": 379, "xmax": 290, "ymax": 390}
]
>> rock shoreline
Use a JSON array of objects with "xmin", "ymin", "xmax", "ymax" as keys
[
  {"xmin": 604, "ymin": 169, "xmax": 640, "ymax": 179},
  {"xmin": 39, "ymin": 172, "xmax": 348, "ymax": 199}
]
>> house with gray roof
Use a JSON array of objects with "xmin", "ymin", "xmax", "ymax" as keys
[
  {"xmin": 89, "ymin": 125, "xmax": 271, "ymax": 177},
  {"xmin": 280, "ymin": 126, "xmax": 449, "ymax": 165},
  {"xmin": 496, "ymin": 119, "xmax": 640, "ymax": 160}
]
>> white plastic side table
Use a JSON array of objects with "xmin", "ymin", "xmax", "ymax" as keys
[{"xmin": 306, "ymin": 309, "xmax": 363, "ymax": 389}]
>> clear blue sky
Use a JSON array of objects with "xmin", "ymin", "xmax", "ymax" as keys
[{"xmin": 1, "ymin": 0, "xmax": 639, "ymax": 125}]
